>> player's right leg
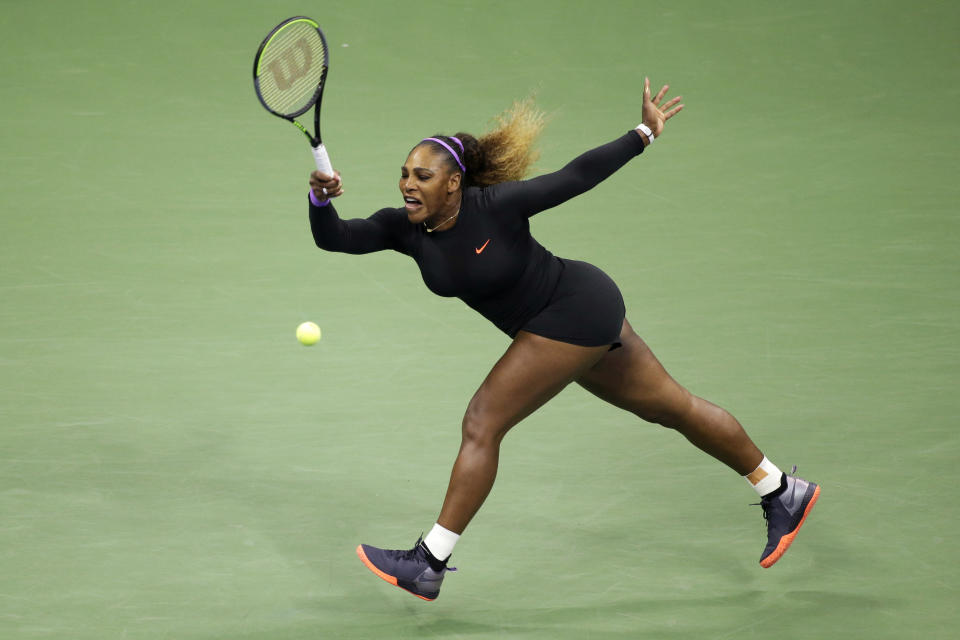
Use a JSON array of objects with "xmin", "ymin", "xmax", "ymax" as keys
[{"xmin": 357, "ymin": 330, "xmax": 609, "ymax": 599}]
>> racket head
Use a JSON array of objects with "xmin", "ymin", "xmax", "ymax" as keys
[{"xmin": 253, "ymin": 16, "xmax": 329, "ymax": 121}]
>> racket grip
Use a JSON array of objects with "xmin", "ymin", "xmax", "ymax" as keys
[{"xmin": 312, "ymin": 144, "xmax": 334, "ymax": 176}]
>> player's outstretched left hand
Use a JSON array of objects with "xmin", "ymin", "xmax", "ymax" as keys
[
  {"xmin": 641, "ymin": 77, "xmax": 684, "ymax": 139},
  {"xmin": 310, "ymin": 170, "xmax": 344, "ymax": 200}
]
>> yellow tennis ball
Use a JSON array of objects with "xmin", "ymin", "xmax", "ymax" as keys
[{"xmin": 296, "ymin": 321, "xmax": 321, "ymax": 346}]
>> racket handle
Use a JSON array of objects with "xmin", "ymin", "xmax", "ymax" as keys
[{"xmin": 312, "ymin": 144, "xmax": 334, "ymax": 176}]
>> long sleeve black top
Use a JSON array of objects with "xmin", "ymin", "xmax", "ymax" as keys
[{"xmin": 309, "ymin": 131, "xmax": 645, "ymax": 337}]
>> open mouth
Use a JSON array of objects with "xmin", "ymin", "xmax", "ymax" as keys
[{"xmin": 403, "ymin": 196, "xmax": 423, "ymax": 212}]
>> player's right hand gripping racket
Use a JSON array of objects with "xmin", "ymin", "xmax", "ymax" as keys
[{"xmin": 253, "ymin": 16, "xmax": 333, "ymax": 176}]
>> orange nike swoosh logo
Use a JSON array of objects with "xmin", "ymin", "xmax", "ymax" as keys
[{"xmin": 475, "ymin": 239, "xmax": 491, "ymax": 255}]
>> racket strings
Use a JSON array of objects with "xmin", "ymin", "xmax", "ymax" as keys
[{"xmin": 256, "ymin": 21, "xmax": 327, "ymax": 116}]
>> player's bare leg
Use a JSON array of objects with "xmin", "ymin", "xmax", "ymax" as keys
[
  {"xmin": 576, "ymin": 317, "xmax": 819, "ymax": 567},
  {"xmin": 437, "ymin": 332, "xmax": 609, "ymax": 532},
  {"xmin": 576, "ymin": 318, "xmax": 762, "ymax": 473},
  {"xmin": 357, "ymin": 332, "xmax": 608, "ymax": 599}
]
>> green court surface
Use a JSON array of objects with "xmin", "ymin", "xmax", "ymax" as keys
[{"xmin": 2, "ymin": 1, "xmax": 957, "ymax": 638}]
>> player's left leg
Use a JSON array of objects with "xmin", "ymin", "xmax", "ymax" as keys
[
  {"xmin": 575, "ymin": 318, "xmax": 820, "ymax": 567},
  {"xmin": 576, "ymin": 318, "xmax": 762, "ymax": 474}
]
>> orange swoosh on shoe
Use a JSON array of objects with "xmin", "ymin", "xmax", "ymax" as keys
[{"xmin": 475, "ymin": 239, "xmax": 490, "ymax": 254}]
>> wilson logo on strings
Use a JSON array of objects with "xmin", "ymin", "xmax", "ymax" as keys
[{"xmin": 269, "ymin": 39, "xmax": 312, "ymax": 90}]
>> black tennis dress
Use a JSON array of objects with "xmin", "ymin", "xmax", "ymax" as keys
[{"xmin": 308, "ymin": 131, "xmax": 646, "ymax": 347}]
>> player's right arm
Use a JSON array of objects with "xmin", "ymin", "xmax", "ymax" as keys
[
  {"xmin": 308, "ymin": 170, "xmax": 398, "ymax": 254},
  {"xmin": 309, "ymin": 201, "xmax": 399, "ymax": 254}
]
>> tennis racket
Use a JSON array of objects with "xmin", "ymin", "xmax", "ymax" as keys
[{"xmin": 253, "ymin": 16, "xmax": 333, "ymax": 176}]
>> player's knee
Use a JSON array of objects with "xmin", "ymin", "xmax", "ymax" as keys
[
  {"xmin": 632, "ymin": 390, "xmax": 694, "ymax": 430},
  {"xmin": 460, "ymin": 403, "xmax": 504, "ymax": 448},
  {"xmin": 633, "ymin": 405, "xmax": 676, "ymax": 428}
]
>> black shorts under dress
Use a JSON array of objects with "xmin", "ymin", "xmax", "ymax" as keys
[{"xmin": 520, "ymin": 258, "xmax": 625, "ymax": 349}]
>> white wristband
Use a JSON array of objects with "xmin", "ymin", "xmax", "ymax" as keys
[{"xmin": 636, "ymin": 123, "xmax": 655, "ymax": 145}]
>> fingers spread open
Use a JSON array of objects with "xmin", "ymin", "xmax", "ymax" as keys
[
  {"xmin": 653, "ymin": 84, "xmax": 670, "ymax": 104},
  {"xmin": 662, "ymin": 96, "xmax": 682, "ymax": 109},
  {"xmin": 664, "ymin": 102, "xmax": 684, "ymax": 120}
]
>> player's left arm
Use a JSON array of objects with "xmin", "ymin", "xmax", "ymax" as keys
[
  {"xmin": 507, "ymin": 132, "xmax": 646, "ymax": 216},
  {"xmin": 492, "ymin": 78, "xmax": 683, "ymax": 217}
]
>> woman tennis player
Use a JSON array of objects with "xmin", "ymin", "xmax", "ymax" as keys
[{"xmin": 306, "ymin": 78, "xmax": 819, "ymax": 601}]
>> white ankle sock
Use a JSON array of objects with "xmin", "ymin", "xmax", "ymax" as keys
[
  {"xmin": 423, "ymin": 523, "xmax": 459, "ymax": 561},
  {"xmin": 744, "ymin": 456, "xmax": 783, "ymax": 496}
]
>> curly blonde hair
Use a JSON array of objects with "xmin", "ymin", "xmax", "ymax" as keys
[{"xmin": 422, "ymin": 96, "xmax": 546, "ymax": 188}]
